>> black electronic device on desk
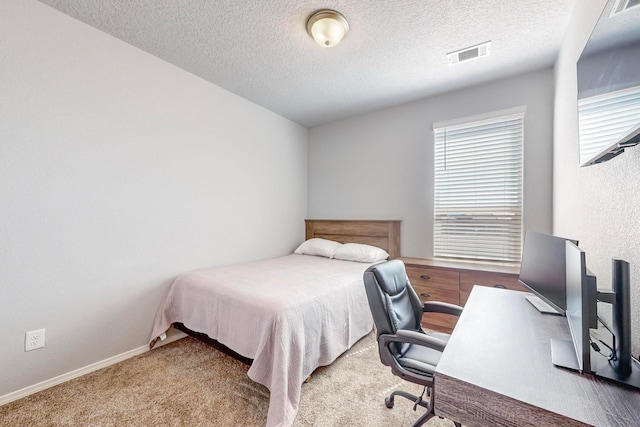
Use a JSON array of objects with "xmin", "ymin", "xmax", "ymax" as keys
[
  {"xmin": 518, "ymin": 230, "xmax": 577, "ymax": 315},
  {"xmin": 551, "ymin": 241, "xmax": 640, "ymax": 390}
]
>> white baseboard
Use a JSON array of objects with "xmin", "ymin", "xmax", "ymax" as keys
[{"xmin": 0, "ymin": 332, "xmax": 186, "ymax": 406}]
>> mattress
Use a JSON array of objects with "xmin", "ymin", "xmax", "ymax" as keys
[{"xmin": 149, "ymin": 254, "xmax": 375, "ymax": 427}]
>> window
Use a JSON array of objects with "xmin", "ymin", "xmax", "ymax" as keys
[{"xmin": 433, "ymin": 107, "xmax": 524, "ymax": 263}]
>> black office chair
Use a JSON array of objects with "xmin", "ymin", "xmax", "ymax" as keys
[{"xmin": 363, "ymin": 260, "xmax": 463, "ymax": 427}]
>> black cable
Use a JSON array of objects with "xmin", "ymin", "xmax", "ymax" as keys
[
  {"xmin": 595, "ymin": 316, "xmax": 617, "ymax": 361},
  {"xmin": 589, "ymin": 339, "xmax": 613, "ymax": 360},
  {"xmin": 595, "ymin": 334, "xmax": 615, "ymax": 355}
]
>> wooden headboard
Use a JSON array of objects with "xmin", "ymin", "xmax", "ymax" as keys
[{"xmin": 305, "ymin": 219, "xmax": 401, "ymax": 259}]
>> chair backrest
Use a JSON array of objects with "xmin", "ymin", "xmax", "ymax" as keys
[{"xmin": 364, "ymin": 260, "xmax": 423, "ymax": 347}]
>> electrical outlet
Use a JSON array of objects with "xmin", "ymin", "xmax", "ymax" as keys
[{"xmin": 25, "ymin": 329, "xmax": 45, "ymax": 351}]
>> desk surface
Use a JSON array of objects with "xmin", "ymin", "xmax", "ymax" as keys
[{"xmin": 434, "ymin": 286, "xmax": 640, "ymax": 427}]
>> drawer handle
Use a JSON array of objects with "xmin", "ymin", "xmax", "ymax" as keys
[
  {"xmin": 420, "ymin": 292, "xmax": 431, "ymax": 298},
  {"xmin": 420, "ymin": 275, "xmax": 431, "ymax": 280},
  {"xmin": 494, "ymin": 284, "xmax": 507, "ymax": 289}
]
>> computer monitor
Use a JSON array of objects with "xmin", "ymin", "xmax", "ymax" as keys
[
  {"xmin": 550, "ymin": 241, "xmax": 597, "ymax": 373},
  {"xmin": 551, "ymin": 242, "xmax": 640, "ymax": 389},
  {"xmin": 566, "ymin": 241, "xmax": 598, "ymax": 372},
  {"xmin": 518, "ymin": 231, "xmax": 578, "ymax": 315}
]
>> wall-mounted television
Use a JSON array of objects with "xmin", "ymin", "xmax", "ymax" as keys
[
  {"xmin": 577, "ymin": 0, "xmax": 640, "ymax": 166},
  {"xmin": 518, "ymin": 231, "xmax": 577, "ymax": 315}
]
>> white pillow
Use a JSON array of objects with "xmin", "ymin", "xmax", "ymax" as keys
[
  {"xmin": 333, "ymin": 243, "xmax": 389, "ymax": 263},
  {"xmin": 294, "ymin": 238, "xmax": 342, "ymax": 258}
]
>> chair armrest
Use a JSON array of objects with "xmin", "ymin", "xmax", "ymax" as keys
[
  {"xmin": 380, "ymin": 330, "xmax": 447, "ymax": 353},
  {"xmin": 423, "ymin": 301, "xmax": 463, "ymax": 317},
  {"xmin": 396, "ymin": 329, "xmax": 448, "ymax": 351},
  {"xmin": 378, "ymin": 330, "xmax": 447, "ymax": 386}
]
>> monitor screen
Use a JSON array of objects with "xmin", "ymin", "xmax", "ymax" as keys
[
  {"xmin": 565, "ymin": 240, "xmax": 597, "ymax": 374},
  {"xmin": 518, "ymin": 231, "xmax": 577, "ymax": 314}
]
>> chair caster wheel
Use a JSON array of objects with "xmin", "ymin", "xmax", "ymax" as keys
[{"xmin": 385, "ymin": 396, "xmax": 394, "ymax": 408}]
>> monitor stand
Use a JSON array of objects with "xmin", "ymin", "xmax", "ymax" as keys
[
  {"xmin": 526, "ymin": 295, "xmax": 562, "ymax": 315},
  {"xmin": 593, "ymin": 351, "xmax": 640, "ymax": 390},
  {"xmin": 551, "ymin": 339, "xmax": 640, "ymax": 390},
  {"xmin": 550, "ymin": 338, "xmax": 582, "ymax": 371}
]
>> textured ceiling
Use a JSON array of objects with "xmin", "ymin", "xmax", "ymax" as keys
[{"xmin": 38, "ymin": 0, "xmax": 578, "ymax": 127}]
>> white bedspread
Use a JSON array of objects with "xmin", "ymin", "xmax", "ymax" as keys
[{"xmin": 149, "ymin": 254, "xmax": 374, "ymax": 427}]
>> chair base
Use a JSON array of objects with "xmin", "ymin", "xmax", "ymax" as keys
[
  {"xmin": 385, "ymin": 387, "xmax": 434, "ymax": 427},
  {"xmin": 384, "ymin": 387, "xmax": 461, "ymax": 427}
]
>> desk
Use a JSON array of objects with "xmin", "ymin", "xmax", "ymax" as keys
[{"xmin": 434, "ymin": 286, "xmax": 640, "ymax": 426}]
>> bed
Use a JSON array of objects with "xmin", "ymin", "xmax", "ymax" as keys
[{"xmin": 149, "ymin": 219, "xmax": 401, "ymax": 427}]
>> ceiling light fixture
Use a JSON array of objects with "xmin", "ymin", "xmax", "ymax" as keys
[{"xmin": 306, "ymin": 9, "xmax": 349, "ymax": 48}]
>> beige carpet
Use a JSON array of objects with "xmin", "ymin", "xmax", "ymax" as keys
[{"xmin": 0, "ymin": 332, "xmax": 458, "ymax": 426}]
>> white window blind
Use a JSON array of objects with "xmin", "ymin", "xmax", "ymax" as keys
[
  {"xmin": 578, "ymin": 85, "xmax": 640, "ymax": 165},
  {"xmin": 434, "ymin": 109, "xmax": 524, "ymax": 263}
]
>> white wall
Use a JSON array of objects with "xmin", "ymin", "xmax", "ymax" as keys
[
  {"xmin": 553, "ymin": 0, "xmax": 640, "ymax": 356},
  {"xmin": 308, "ymin": 69, "xmax": 554, "ymax": 258},
  {"xmin": 0, "ymin": 1, "xmax": 307, "ymax": 398}
]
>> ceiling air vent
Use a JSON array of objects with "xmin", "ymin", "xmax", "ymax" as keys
[
  {"xmin": 610, "ymin": 0, "xmax": 640, "ymax": 16},
  {"xmin": 447, "ymin": 41, "xmax": 491, "ymax": 66}
]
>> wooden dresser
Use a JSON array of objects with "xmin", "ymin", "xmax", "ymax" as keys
[{"xmin": 400, "ymin": 257, "xmax": 525, "ymax": 333}]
